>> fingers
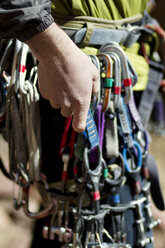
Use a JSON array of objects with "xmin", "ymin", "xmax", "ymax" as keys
[
  {"xmin": 72, "ymin": 76, "xmax": 99, "ymax": 133},
  {"xmin": 51, "ymin": 100, "xmax": 74, "ymax": 117},
  {"xmin": 61, "ymin": 106, "xmax": 74, "ymax": 117},
  {"xmin": 59, "ymin": 97, "xmax": 74, "ymax": 117},
  {"xmin": 92, "ymin": 78, "xmax": 100, "ymax": 95},
  {"xmin": 49, "ymin": 101, "xmax": 61, "ymax": 109},
  {"xmin": 92, "ymin": 68, "xmax": 99, "ymax": 95},
  {"xmin": 38, "ymin": 82, "xmax": 48, "ymax": 100},
  {"xmin": 37, "ymin": 53, "xmax": 99, "ymax": 133},
  {"xmin": 60, "ymin": 75, "xmax": 98, "ymax": 132},
  {"xmin": 72, "ymin": 100, "xmax": 90, "ymax": 133}
]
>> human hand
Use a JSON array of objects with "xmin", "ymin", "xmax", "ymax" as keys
[{"xmin": 26, "ymin": 23, "xmax": 99, "ymax": 132}]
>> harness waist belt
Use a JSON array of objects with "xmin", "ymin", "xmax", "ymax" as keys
[{"xmin": 62, "ymin": 26, "xmax": 153, "ymax": 47}]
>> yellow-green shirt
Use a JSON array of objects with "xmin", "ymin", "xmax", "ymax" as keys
[
  {"xmin": 51, "ymin": 0, "xmax": 150, "ymax": 91},
  {"xmin": 52, "ymin": 0, "xmax": 148, "ymax": 19}
]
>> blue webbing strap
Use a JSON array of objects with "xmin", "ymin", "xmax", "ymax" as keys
[{"xmin": 82, "ymin": 109, "xmax": 99, "ymax": 149}]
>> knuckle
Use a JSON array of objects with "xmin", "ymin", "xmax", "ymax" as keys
[
  {"xmin": 61, "ymin": 107, "xmax": 73, "ymax": 117},
  {"xmin": 50, "ymin": 101, "xmax": 60, "ymax": 109},
  {"xmin": 74, "ymin": 96, "xmax": 88, "ymax": 108},
  {"xmin": 63, "ymin": 98, "xmax": 72, "ymax": 109}
]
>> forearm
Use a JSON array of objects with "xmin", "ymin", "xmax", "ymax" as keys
[
  {"xmin": 26, "ymin": 22, "xmax": 79, "ymax": 63},
  {"xmin": 0, "ymin": 0, "xmax": 53, "ymax": 41}
]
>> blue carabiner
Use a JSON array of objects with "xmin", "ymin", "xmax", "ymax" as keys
[{"xmin": 123, "ymin": 140, "xmax": 142, "ymax": 174}]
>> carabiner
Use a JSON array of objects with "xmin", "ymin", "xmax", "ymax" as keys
[
  {"xmin": 83, "ymin": 145, "xmax": 102, "ymax": 177},
  {"xmin": 83, "ymin": 144, "xmax": 102, "ymax": 213},
  {"xmin": 99, "ymin": 42, "xmax": 133, "ymax": 104},
  {"xmin": 11, "ymin": 163, "xmax": 30, "ymax": 188},
  {"xmin": 22, "ymin": 182, "xmax": 55, "ymax": 219},
  {"xmin": 17, "ymin": 43, "xmax": 29, "ymax": 94},
  {"xmin": 97, "ymin": 53, "xmax": 113, "ymax": 111},
  {"xmin": 122, "ymin": 140, "xmax": 142, "ymax": 174},
  {"xmin": 136, "ymin": 130, "xmax": 149, "ymax": 155},
  {"xmin": 89, "ymin": 55, "xmax": 101, "ymax": 108},
  {"xmin": 10, "ymin": 39, "xmax": 22, "ymax": 88},
  {"xmin": 127, "ymin": 57, "xmax": 138, "ymax": 86},
  {"xmin": 29, "ymin": 66, "xmax": 38, "ymax": 86},
  {"xmin": 103, "ymin": 153, "xmax": 125, "ymax": 188},
  {"xmin": 19, "ymin": 164, "xmax": 31, "ymax": 187},
  {"xmin": 108, "ymin": 52, "xmax": 122, "ymax": 109}
]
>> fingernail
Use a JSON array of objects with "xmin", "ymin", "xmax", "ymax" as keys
[{"xmin": 72, "ymin": 123, "xmax": 85, "ymax": 133}]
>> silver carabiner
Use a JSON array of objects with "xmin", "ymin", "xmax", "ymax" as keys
[
  {"xmin": 126, "ymin": 57, "xmax": 138, "ymax": 86},
  {"xmin": 10, "ymin": 39, "xmax": 22, "ymax": 88},
  {"xmin": 17, "ymin": 43, "xmax": 29, "ymax": 94},
  {"xmin": 99, "ymin": 42, "xmax": 133, "ymax": 104},
  {"xmin": 22, "ymin": 181, "xmax": 55, "ymax": 220},
  {"xmin": 108, "ymin": 52, "xmax": 122, "ymax": 109}
]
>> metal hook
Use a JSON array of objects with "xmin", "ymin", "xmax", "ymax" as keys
[
  {"xmin": 108, "ymin": 52, "xmax": 122, "ymax": 109},
  {"xmin": 12, "ymin": 174, "xmax": 22, "ymax": 210},
  {"xmin": 104, "ymin": 153, "xmax": 126, "ymax": 188},
  {"xmin": 97, "ymin": 53, "xmax": 113, "ymax": 111},
  {"xmin": 83, "ymin": 145, "xmax": 102, "ymax": 213},
  {"xmin": 17, "ymin": 43, "xmax": 29, "ymax": 94},
  {"xmin": 22, "ymin": 182, "xmax": 55, "ymax": 219},
  {"xmin": 122, "ymin": 140, "xmax": 142, "ymax": 174},
  {"xmin": 10, "ymin": 39, "xmax": 22, "ymax": 88},
  {"xmin": 99, "ymin": 42, "xmax": 133, "ymax": 104}
]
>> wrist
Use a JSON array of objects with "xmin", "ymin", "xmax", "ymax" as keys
[{"xmin": 26, "ymin": 22, "xmax": 73, "ymax": 62}]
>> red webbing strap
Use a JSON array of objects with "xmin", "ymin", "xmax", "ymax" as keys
[
  {"xmin": 69, "ymin": 129, "xmax": 76, "ymax": 159},
  {"xmin": 59, "ymin": 116, "xmax": 76, "ymax": 159},
  {"xmin": 59, "ymin": 116, "xmax": 72, "ymax": 157}
]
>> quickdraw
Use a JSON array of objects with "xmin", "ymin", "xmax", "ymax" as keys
[{"xmin": 99, "ymin": 42, "xmax": 133, "ymax": 104}]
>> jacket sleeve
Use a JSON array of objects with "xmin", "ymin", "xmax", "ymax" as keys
[{"xmin": 0, "ymin": 0, "xmax": 54, "ymax": 41}]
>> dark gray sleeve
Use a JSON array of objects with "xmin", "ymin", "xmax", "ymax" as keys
[{"xmin": 0, "ymin": 0, "xmax": 54, "ymax": 41}]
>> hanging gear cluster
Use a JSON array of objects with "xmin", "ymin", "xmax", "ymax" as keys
[{"xmin": 0, "ymin": 38, "xmax": 164, "ymax": 248}]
